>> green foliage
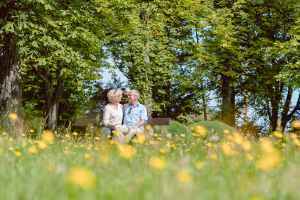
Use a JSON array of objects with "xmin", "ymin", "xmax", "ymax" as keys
[
  {"xmin": 167, "ymin": 121, "xmax": 190, "ymax": 136},
  {"xmin": 1, "ymin": 0, "xmax": 299, "ymax": 130},
  {"xmin": 0, "ymin": 0, "xmax": 105, "ymax": 124}
]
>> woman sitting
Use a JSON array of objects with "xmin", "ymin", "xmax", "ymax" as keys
[{"xmin": 102, "ymin": 89, "xmax": 125, "ymax": 142}]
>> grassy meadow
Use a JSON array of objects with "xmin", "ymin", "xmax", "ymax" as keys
[{"xmin": 1, "ymin": 120, "xmax": 300, "ymax": 200}]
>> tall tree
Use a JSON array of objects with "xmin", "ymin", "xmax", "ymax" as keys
[
  {"xmin": 0, "ymin": 0, "xmax": 21, "ymax": 114},
  {"xmin": 1, "ymin": 0, "xmax": 104, "ymax": 129}
]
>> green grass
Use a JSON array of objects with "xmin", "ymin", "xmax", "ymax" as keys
[{"xmin": 0, "ymin": 122, "xmax": 300, "ymax": 200}]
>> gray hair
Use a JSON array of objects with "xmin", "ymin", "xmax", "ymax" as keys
[{"xmin": 128, "ymin": 89, "xmax": 140, "ymax": 98}]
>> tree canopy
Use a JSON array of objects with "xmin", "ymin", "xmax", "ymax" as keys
[{"xmin": 0, "ymin": 0, "xmax": 299, "ymax": 132}]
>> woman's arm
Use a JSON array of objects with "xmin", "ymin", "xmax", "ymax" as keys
[{"xmin": 103, "ymin": 106, "xmax": 111, "ymax": 127}]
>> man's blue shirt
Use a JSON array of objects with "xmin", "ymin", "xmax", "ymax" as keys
[{"xmin": 123, "ymin": 103, "xmax": 148, "ymax": 127}]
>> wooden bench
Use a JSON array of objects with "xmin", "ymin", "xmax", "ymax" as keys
[{"xmin": 148, "ymin": 117, "xmax": 171, "ymax": 126}]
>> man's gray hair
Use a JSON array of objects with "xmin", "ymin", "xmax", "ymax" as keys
[{"xmin": 129, "ymin": 89, "xmax": 140, "ymax": 98}]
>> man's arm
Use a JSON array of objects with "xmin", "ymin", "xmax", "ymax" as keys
[{"xmin": 137, "ymin": 105, "xmax": 148, "ymax": 127}]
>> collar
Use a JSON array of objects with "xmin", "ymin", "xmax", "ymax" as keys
[{"xmin": 128, "ymin": 102, "xmax": 140, "ymax": 108}]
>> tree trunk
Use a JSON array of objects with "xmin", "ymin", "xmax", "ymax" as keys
[
  {"xmin": 281, "ymin": 87, "xmax": 293, "ymax": 132},
  {"xmin": 202, "ymin": 94, "xmax": 208, "ymax": 120},
  {"xmin": 45, "ymin": 69, "xmax": 64, "ymax": 130},
  {"xmin": 269, "ymin": 83, "xmax": 283, "ymax": 131},
  {"xmin": 243, "ymin": 94, "xmax": 249, "ymax": 122},
  {"xmin": 0, "ymin": 33, "xmax": 23, "ymax": 137},
  {"xmin": 0, "ymin": 33, "xmax": 21, "ymax": 114},
  {"xmin": 221, "ymin": 74, "xmax": 235, "ymax": 126},
  {"xmin": 47, "ymin": 101, "xmax": 58, "ymax": 130}
]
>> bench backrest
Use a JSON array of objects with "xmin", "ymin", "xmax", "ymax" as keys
[{"xmin": 148, "ymin": 117, "xmax": 171, "ymax": 125}]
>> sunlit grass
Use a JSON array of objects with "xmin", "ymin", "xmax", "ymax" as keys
[{"xmin": 0, "ymin": 120, "xmax": 300, "ymax": 199}]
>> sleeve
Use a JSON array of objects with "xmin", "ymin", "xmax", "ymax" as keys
[
  {"xmin": 103, "ymin": 105, "xmax": 110, "ymax": 127},
  {"xmin": 141, "ymin": 105, "xmax": 148, "ymax": 121}
]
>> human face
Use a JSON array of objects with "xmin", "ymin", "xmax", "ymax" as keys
[
  {"xmin": 127, "ymin": 93, "xmax": 138, "ymax": 104},
  {"xmin": 112, "ymin": 95, "xmax": 122, "ymax": 104}
]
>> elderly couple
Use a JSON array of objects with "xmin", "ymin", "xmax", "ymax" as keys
[{"xmin": 102, "ymin": 89, "xmax": 148, "ymax": 143}]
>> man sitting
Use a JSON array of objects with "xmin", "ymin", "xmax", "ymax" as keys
[{"xmin": 123, "ymin": 89, "xmax": 148, "ymax": 140}]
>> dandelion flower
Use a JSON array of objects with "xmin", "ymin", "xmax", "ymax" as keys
[
  {"xmin": 259, "ymin": 138, "xmax": 275, "ymax": 153},
  {"xmin": 42, "ymin": 130, "xmax": 55, "ymax": 144},
  {"xmin": 67, "ymin": 167, "xmax": 96, "ymax": 189},
  {"xmin": 209, "ymin": 153, "xmax": 218, "ymax": 161},
  {"xmin": 118, "ymin": 144, "xmax": 136, "ymax": 159},
  {"xmin": 232, "ymin": 133, "xmax": 244, "ymax": 145},
  {"xmin": 37, "ymin": 140, "xmax": 48, "ymax": 150},
  {"xmin": 72, "ymin": 132, "xmax": 78, "ymax": 136},
  {"xmin": 256, "ymin": 150, "xmax": 281, "ymax": 171},
  {"xmin": 8, "ymin": 112, "xmax": 18, "ymax": 121},
  {"xmin": 112, "ymin": 130, "xmax": 121, "ymax": 137},
  {"xmin": 192, "ymin": 125, "xmax": 207, "ymax": 137},
  {"xmin": 256, "ymin": 139, "xmax": 282, "ymax": 171},
  {"xmin": 273, "ymin": 131, "xmax": 283, "ymax": 139},
  {"xmin": 292, "ymin": 120, "xmax": 300, "ymax": 129},
  {"xmin": 149, "ymin": 157, "xmax": 166, "ymax": 170},
  {"xmin": 221, "ymin": 143, "xmax": 238, "ymax": 156},
  {"xmin": 84, "ymin": 153, "xmax": 92, "ymax": 160},
  {"xmin": 246, "ymin": 153, "xmax": 254, "ymax": 161},
  {"xmin": 176, "ymin": 169, "xmax": 192, "ymax": 183},
  {"xmin": 134, "ymin": 134, "xmax": 146, "ymax": 144},
  {"xmin": 223, "ymin": 129, "xmax": 230, "ymax": 134},
  {"xmin": 241, "ymin": 139, "xmax": 252, "ymax": 152},
  {"xmin": 194, "ymin": 160, "xmax": 205, "ymax": 170},
  {"xmin": 15, "ymin": 150, "xmax": 22, "ymax": 157},
  {"xmin": 28, "ymin": 146, "xmax": 38, "ymax": 155}
]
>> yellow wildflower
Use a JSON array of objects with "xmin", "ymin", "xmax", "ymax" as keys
[
  {"xmin": 118, "ymin": 144, "xmax": 136, "ymax": 159},
  {"xmin": 192, "ymin": 125, "xmax": 207, "ymax": 137},
  {"xmin": 28, "ymin": 146, "xmax": 38, "ymax": 155},
  {"xmin": 99, "ymin": 153, "xmax": 110, "ymax": 164},
  {"xmin": 84, "ymin": 153, "xmax": 92, "ymax": 160},
  {"xmin": 273, "ymin": 131, "xmax": 283, "ymax": 139},
  {"xmin": 176, "ymin": 169, "xmax": 192, "ymax": 183},
  {"xmin": 292, "ymin": 137, "xmax": 300, "ymax": 147},
  {"xmin": 240, "ymin": 139, "xmax": 252, "ymax": 152},
  {"xmin": 223, "ymin": 129, "xmax": 230, "ymax": 134},
  {"xmin": 15, "ymin": 150, "xmax": 22, "ymax": 157},
  {"xmin": 221, "ymin": 143, "xmax": 238, "ymax": 156},
  {"xmin": 65, "ymin": 134, "xmax": 71, "ymax": 139},
  {"xmin": 259, "ymin": 138, "xmax": 275, "ymax": 153},
  {"xmin": 209, "ymin": 153, "xmax": 218, "ymax": 161},
  {"xmin": 159, "ymin": 148, "xmax": 169, "ymax": 154},
  {"xmin": 72, "ymin": 132, "xmax": 78, "ymax": 136},
  {"xmin": 292, "ymin": 120, "xmax": 300, "ymax": 129},
  {"xmin": 112, "ymin": 130, "xmax": 121, "ymax": 137},
  {"xmin": 256, "ymin": 150, "xmax": 281, "ymax": 171},
  {"xmin": 67, "ymin": 167, "xmax": 96, "ymax": 189},
  {"xmin": 206, "ymin": 142, "xmax": 213, "ymax": 148},
  {"xmin": 194, "ymin": 160, "xmax": 205, "ymax": 170},
  {"xmin": 37, "ymin": 140, "xmax": 48, "ymax": 150},
  {"xmin": 145, "ymin": 124, "xmax": 152, "ymax": 131},
  {"xmin": 134, "ymin": 134, "xmax": 146, "ymax": 144},
  {"xmin": 256, "ymin": 138, "xmax": 282, "ymax": 171},
  {"xmin": 41, "ymin": 130, "xmax": 55, "ymax": 144},
  {"xmin": 8, "ymin": 112, "xmax": 18, "ymax": 121},
  {"xmin": 232, "ymin": 133, "xmax": 244, "ymax": 145},
  {"xmin": 149, "ymin": 157, "xmax": 166, "ymax": 170},
  {"xmin": 245, "ymin": 153, "xmax": 254, "ymax": 161}
]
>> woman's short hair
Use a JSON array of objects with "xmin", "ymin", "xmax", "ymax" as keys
[{"xmin": 107, "ymin": 89, "xmax": 123, "ymax": 103}]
